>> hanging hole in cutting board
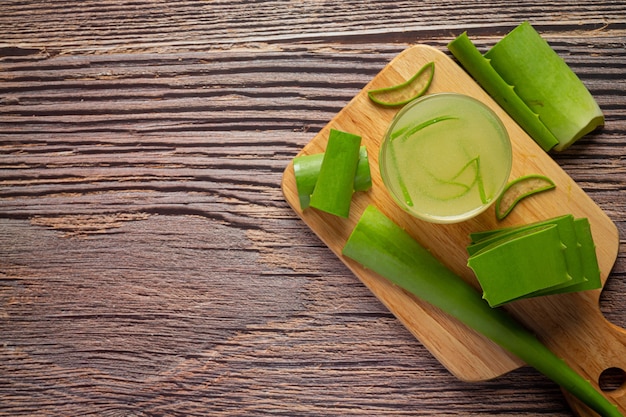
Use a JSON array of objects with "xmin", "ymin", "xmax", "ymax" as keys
[{"xmin": 598, "ymin": 367, "xmax": 626, "ymax": 392}]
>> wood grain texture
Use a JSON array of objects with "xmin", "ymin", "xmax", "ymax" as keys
[{"xmin": 1, "ymin": 1, "xmax": 625, "ymax": 416}]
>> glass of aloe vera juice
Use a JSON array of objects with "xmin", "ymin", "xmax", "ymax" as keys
[{"xmin": 379, "ymin": 93, "xmax": 512, "ymax": 223}]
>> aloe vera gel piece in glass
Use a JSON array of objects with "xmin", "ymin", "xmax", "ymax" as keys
[{"xmin": 379, "ymin": 93, "xmax": 512, "ymax": 223}]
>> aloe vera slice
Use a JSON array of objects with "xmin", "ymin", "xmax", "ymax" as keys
[
  {"xmin": 485, "ymin": 22, "xmax": 604, "ymax": 151},
  {"xmin": 367, "ymin": 61, "xmax": 434, "ymax": 107},
  {"xmin": 294, "ymin": 146, "xmax": 371, "ymax": 210},
  {"xmin": 467, "ymin": 214, "xmax": 601, "ymax": 303},
  {"xmin": 309, "ymin": 129, "xmax": 362, "ymax": 218},
  {"xmin": 447, "ymin": 32, "xmax": 559, "ymax": 152},
  {"xmin": 468, "ymin": 223, "xmax": 571, "ymax": 307},
  {"xmin": 572, "ymin": 217, "xmax": 602, "ymax": 292},
  {"xmin": 342, "ymin": 205, "xmax": 621, "ymax": 417},
  {"xmin": 495, "ymin": 174, "xmax": 556, "ymax": 220}
]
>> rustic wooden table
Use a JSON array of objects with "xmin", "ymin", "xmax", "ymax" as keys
[{"xmin": 1, "ymin": 1, "xmax": 625, "ymax": 416}]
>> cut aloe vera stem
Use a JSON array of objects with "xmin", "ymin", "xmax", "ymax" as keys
[
  {"xmin": 447, "ymin": 32, "xmax": 559, "ymax": 152},
  {"xmin": 342, "ymin": 205, "xmax": 621, "ymax": 417},
  {"xmin": 485, "ymin": 22, "xmax": 604, "ymax": 151},
  {"xmin": 448, "ymin": 22, "xmax": 604, "ymax": 152},
  {"xmin": 495, "ymin": 174, "xmax": 556, "ymax": 220},
  {"xmin": 309, "ymin": 129, "xmax": 362, "ymax": 218},
  {"xmin": 294, "ymin": 146, "xmax": 371, "ymax": 210},
  {"xmin": 368, "ymin": 61, "xmax": 435, "ymax": 107}
]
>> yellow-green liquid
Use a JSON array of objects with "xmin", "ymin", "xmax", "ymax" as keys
[{"xmin": 380, "ymin": 93, "xmax": 512, "ymax": 223}]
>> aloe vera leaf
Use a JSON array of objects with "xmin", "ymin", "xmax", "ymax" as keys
[
  {"xmin": 467, "ymin": 223, "xmax": 572, "ymax": 307},
  {"xmin": 309, "ymin": 129, "xmax": 362, "ymax": 218},
  {"xmin": 368, "ymin": 61, "xmax": 435, "ymax": 107},
  {"xmin": 485, "ymin": 22, "xmax": 604, "ymax": 151},
  {"xmin": 342, "ymin": 205, "xmax": 621, "ymax": 417},
  {"xmin": 294, "ymin": 146, "xmax": 371, "ymax": 210},
  {"xmin": 447, "ymin": 32, "xmax": 560, "ymax": 152},
  {"xmin": 495, "ymin": 174, "xmax": 556, "ymax": 220}
]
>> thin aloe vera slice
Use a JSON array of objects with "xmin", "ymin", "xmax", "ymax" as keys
[
  {"xmin": 498, "ymin": 215, "xmax": 586, "ymax": 297},
  {"xmin": 447, "ymin": 32, "xmax": 559, "ymax": 152},
  {"xmin": 342, "ymin": 205, "xmax": 621, "ymax": 417},
  {"xmin": 309, "ymin": 129, "xmax": 362, "ymax": 218},
  {"xmin": 367, "ymin": 61, "xmax": 435, "ymax": 107},
  {"xmin": 495, "ymin": 174, "xmax": 556, "ymax": 220},
  {"xmin": 467, "ymin": 223, "xmax": 572, "ymax": 307},
  {"xmin": 293, "ymin": 146, "xmax": 371, "ymax": 210},
  {"xmin": 571, "ymin": 218, "xmax": 602, "ymax": 292},
  {"xmin": 468, "ymin": 215, "xmax": 601, "ymax": 299},
  {"xmin": 485, "ymin": 22, "xmax": 604, "ymax": 151}
]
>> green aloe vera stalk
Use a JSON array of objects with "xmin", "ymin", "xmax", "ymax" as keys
[
  {"xmin": 485, "ymin": 22, "xmax": 604, "ymax": 151},
  {"xmin": 294, "ymin": 146, "xmax": 371, "ymax": 210},
  {"xmin": 447, "ymin": 32, "xmax": 559, "ymax": 152},
  {"xmin": 342, "ymin": 205, "xmax": 621, "ymax": 417},
  {"xmin": 309, "ymin": 129, "xmax": 362, "ymax": 218}
]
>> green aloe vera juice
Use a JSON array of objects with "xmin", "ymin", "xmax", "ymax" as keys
[{"xmin": 380, "ymin": 93, "xmax": 512, "ymax": 223}]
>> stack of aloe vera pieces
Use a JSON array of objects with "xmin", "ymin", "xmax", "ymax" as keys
[{"xmin": 467, "ymin": 215, "xmax": 602, "ymax": 307}]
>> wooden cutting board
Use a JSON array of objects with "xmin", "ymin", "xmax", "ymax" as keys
[{"xmin": 281, "ymin": 45, "xmax": 625, "ymax": 415}]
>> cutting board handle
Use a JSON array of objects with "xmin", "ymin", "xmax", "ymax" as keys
[{"xmin": 553, "ymin": 300, "xmax": 626, "ymax": 416}]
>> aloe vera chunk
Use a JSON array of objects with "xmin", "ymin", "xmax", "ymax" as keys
[
  {"xmin": 342, "ymin": 205, "xmax": 621, "ymax": 417},
  {"xmin": 309, "ymin": 129, "xmax": 362, "ymax": 218},
  {"xmin": 294, "ymin": 146, "xmax": 371, "ymax": 210},
  {"xmin": 485, "ymin": 22, "xmax": 604, "ymax": 151}
]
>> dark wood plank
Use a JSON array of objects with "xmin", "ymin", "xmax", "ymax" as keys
[{"xmin": 1, "ymin": 1, "xmax": 625, "ymax": 415}]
